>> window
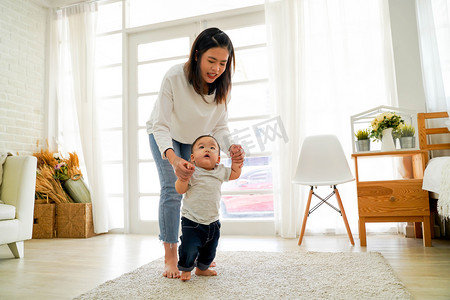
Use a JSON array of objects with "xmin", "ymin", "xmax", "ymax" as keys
[
  {"xmin": 95, "ymin": 0, "xmax": 271, "ymax": 233},
  {"xmin": 128, "ymin": 0, "xmax": 263, "ymax": 28}
]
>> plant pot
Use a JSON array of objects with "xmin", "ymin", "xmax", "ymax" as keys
[
  {"xmin": 381, "ymin": 128, "xmax": 396, "ymax": 151},
  {"xmin": 355, "ymin": 139, "xmax": 370, "ymax": 152},
  {"xmin": 399, "ymin": 136, "xmax": 415, "ymax": 149}
]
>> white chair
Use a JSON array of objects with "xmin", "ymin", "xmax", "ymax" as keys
[
  {"xmin": 0, "ymin": 156, "xmax": 37, "ymax": 258},
  {"xmin": 293, "ymin": 134, "xmax": 355, "ymax": 246}
]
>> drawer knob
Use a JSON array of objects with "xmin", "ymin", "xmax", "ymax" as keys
[{"xmin": 389, "ymin": 196, "xmax": 396, "ymax": 202}]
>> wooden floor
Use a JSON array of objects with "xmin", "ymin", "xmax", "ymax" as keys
[{"xmin": 1, "ymin": 234, "xmax": 450, "ymax": 299}]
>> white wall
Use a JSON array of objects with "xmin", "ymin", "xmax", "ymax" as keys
[{"xmin": 0, "ymin": 0, "xmax": 48, "ymax": 154}]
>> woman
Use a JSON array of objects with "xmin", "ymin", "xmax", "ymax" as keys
[{"xmin": 147, "ymin": 27, "xmax": 244, "ymax": 279}]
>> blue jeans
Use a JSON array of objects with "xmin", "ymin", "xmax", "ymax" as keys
[
  {"xmin": 178, "ymin": 217, "xmax": 221, "ymax": 272},
  {"xmin": 149, "ymin": 134, "xmax": 192, "ymax": 244}
]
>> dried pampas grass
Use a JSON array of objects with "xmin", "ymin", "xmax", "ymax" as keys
[
  {"xmin": 33, "ymin": 143, "xmax": 83, "ymax": 204},
  {"xmin": 35, "ymin": 165, "xmax": 72, "ymax": 203},
  {"xmin": 67, "ymin": 152, "xmax": 82, "ymax": 180}
]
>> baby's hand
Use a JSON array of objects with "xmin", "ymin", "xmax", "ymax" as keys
[{"xmin": 185, "ymin": 161, "xmax": 194, "ymax": 171}]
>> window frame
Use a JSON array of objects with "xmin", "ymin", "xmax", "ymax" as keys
[{"xmin": 96, "ymin": 1, "xmax": 275, "ymax": 234}]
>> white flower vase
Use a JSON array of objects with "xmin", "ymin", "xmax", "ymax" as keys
[{"xmin": 381, "ymin": 128, "xmax": 396, "ymax": 151}]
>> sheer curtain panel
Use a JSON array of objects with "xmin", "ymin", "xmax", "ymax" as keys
[
  {"xmin": 265, "ymin": 0, "xmax": 397, "ymax": 238},
  {"xmin": 416, "ymin": 0, "xmax": 450, "ymax": 131},
  {"xmin": 51, "ymin": 3, "xmax": 110, "ymax": 233}
]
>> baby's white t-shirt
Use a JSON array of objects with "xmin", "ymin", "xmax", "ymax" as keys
[{"xmin": 181, "ymin": 164, "xmax": 231, "ymax": 225}]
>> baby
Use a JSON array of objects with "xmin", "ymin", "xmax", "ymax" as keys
[{"xmin": 175, "ymin": 135, "xmax": 242, "ymax": 281}]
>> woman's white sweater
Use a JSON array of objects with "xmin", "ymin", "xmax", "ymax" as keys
[{"xmin": 146, "ymin": 64, "xmax": 231, "ymax": 157}]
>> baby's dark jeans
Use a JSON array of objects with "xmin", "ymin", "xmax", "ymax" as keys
[{"xmin": 178, "ymin": 217, "xmax": 221, "ymax": 272}]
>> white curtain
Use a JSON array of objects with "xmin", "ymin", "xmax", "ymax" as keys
[
  {"xmin": 265, "ymin": 0, "xmax": 397, "ymax": 237},
  {"xmin": 51, "ymin": 3, "xmax": 110, "ymax": 233},
  {"xmin": 416, "ymin": 0, "xmax": 450, "ymax": 132}
]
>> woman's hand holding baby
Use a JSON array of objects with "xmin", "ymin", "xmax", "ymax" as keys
[
  {"xmin": 166, "ymin": 149, "xmax": 195, "ymax": 182},
  {"xmin": 173, "ymin": 158, "xmax": 194, "ymax": 194},
  {"xmin": 172, "ymin": 157, "xmax": 195, "ymax": 182},
  {"xmin": 229, "ymin": 144, "xmax": 245, "ymax": 168}
]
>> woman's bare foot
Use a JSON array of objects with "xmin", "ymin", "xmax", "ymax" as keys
[
  {"xmin": 210, "ymin": 261, "xmax": 216, "ymax": 268},
  {"xmin": 163, "ymin": 243, "xmax": 180, "ymax": 278},
  {"xmin": 180, "ymin": 271, "xmax": 191, "ymax": 281},
  {"xmin": 195, "ymin": 268, "xmax": 218, "ymax": 277},
  {"xmin": 163, "ymin": 260, "xmax": 179, "ymax": 278}
]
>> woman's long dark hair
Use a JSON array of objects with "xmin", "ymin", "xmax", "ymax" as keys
[{"xmin": 184, "ymin": 27, "xmax": 235, "ymax": 105}]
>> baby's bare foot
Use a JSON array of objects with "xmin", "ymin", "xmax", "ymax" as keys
[
  {"xmin": 180, "ymin": 271, "xmax": 191, "ymax": 281},
  {"xmin": 195, "ymin": 268, "xmax": 218, "ymax": 277}
]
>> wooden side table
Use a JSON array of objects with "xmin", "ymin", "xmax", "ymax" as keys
[{"xmin": 352, "ymin": 150, "xmax": 431, "ymax": 247}]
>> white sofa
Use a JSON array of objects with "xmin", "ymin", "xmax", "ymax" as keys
[{"xmin": 0, "ymin": 156, "xmax": 37, "ymax": 258}]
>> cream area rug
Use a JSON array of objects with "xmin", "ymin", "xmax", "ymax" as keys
[{"xmin": 74, "ymin": 251, "xmax": 411, "ymax": 300}]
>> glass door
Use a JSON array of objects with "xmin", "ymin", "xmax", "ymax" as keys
[
  {"xmin": 127, "ymin": 10, "xmax": 275, "ymax": 235},
  {"xmin": 127, "ymin": 25, "xmax": 196, "ymax": 234}
]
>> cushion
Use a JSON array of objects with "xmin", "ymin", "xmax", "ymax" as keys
[
  {"xmin": 0, "ymin": 203, "xmax": 16, "ymax": 220},
  {"xmin": 0, "ymin": 152, "xmax": 13, "ymax": 186}
]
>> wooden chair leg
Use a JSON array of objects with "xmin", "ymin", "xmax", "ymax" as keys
[
  {"xmin": 334, "ymin": 187, "xmax": 355, "ymax": 246},
  {"xmin": 298, "ymin": 188, "xmax": 313, "ymax": 245}
]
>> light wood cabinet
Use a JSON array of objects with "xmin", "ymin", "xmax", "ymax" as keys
[{"xmin": 352, "ymin": 150, "xmax": 431, "ymax": 247}]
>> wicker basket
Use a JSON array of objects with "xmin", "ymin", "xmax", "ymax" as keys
[
  {"xmin": 56, "ymin": 203, "xmax": 96, "ymax": 238},
  {"xmin": 32, "ymin": 204, "xmax": 56, "ymax": 239}
]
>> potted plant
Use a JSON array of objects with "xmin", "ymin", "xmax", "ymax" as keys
[
  {"xmin": 398, "ymin": 124, "xmax": 415, "ymax": 149},
  {"xmin": 369, "ymin": 112, "xmax": 404, "ymax": 151},
  {"xmin": 354, "ymin": 128, "xmax": 371, "ymax": 152}
]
